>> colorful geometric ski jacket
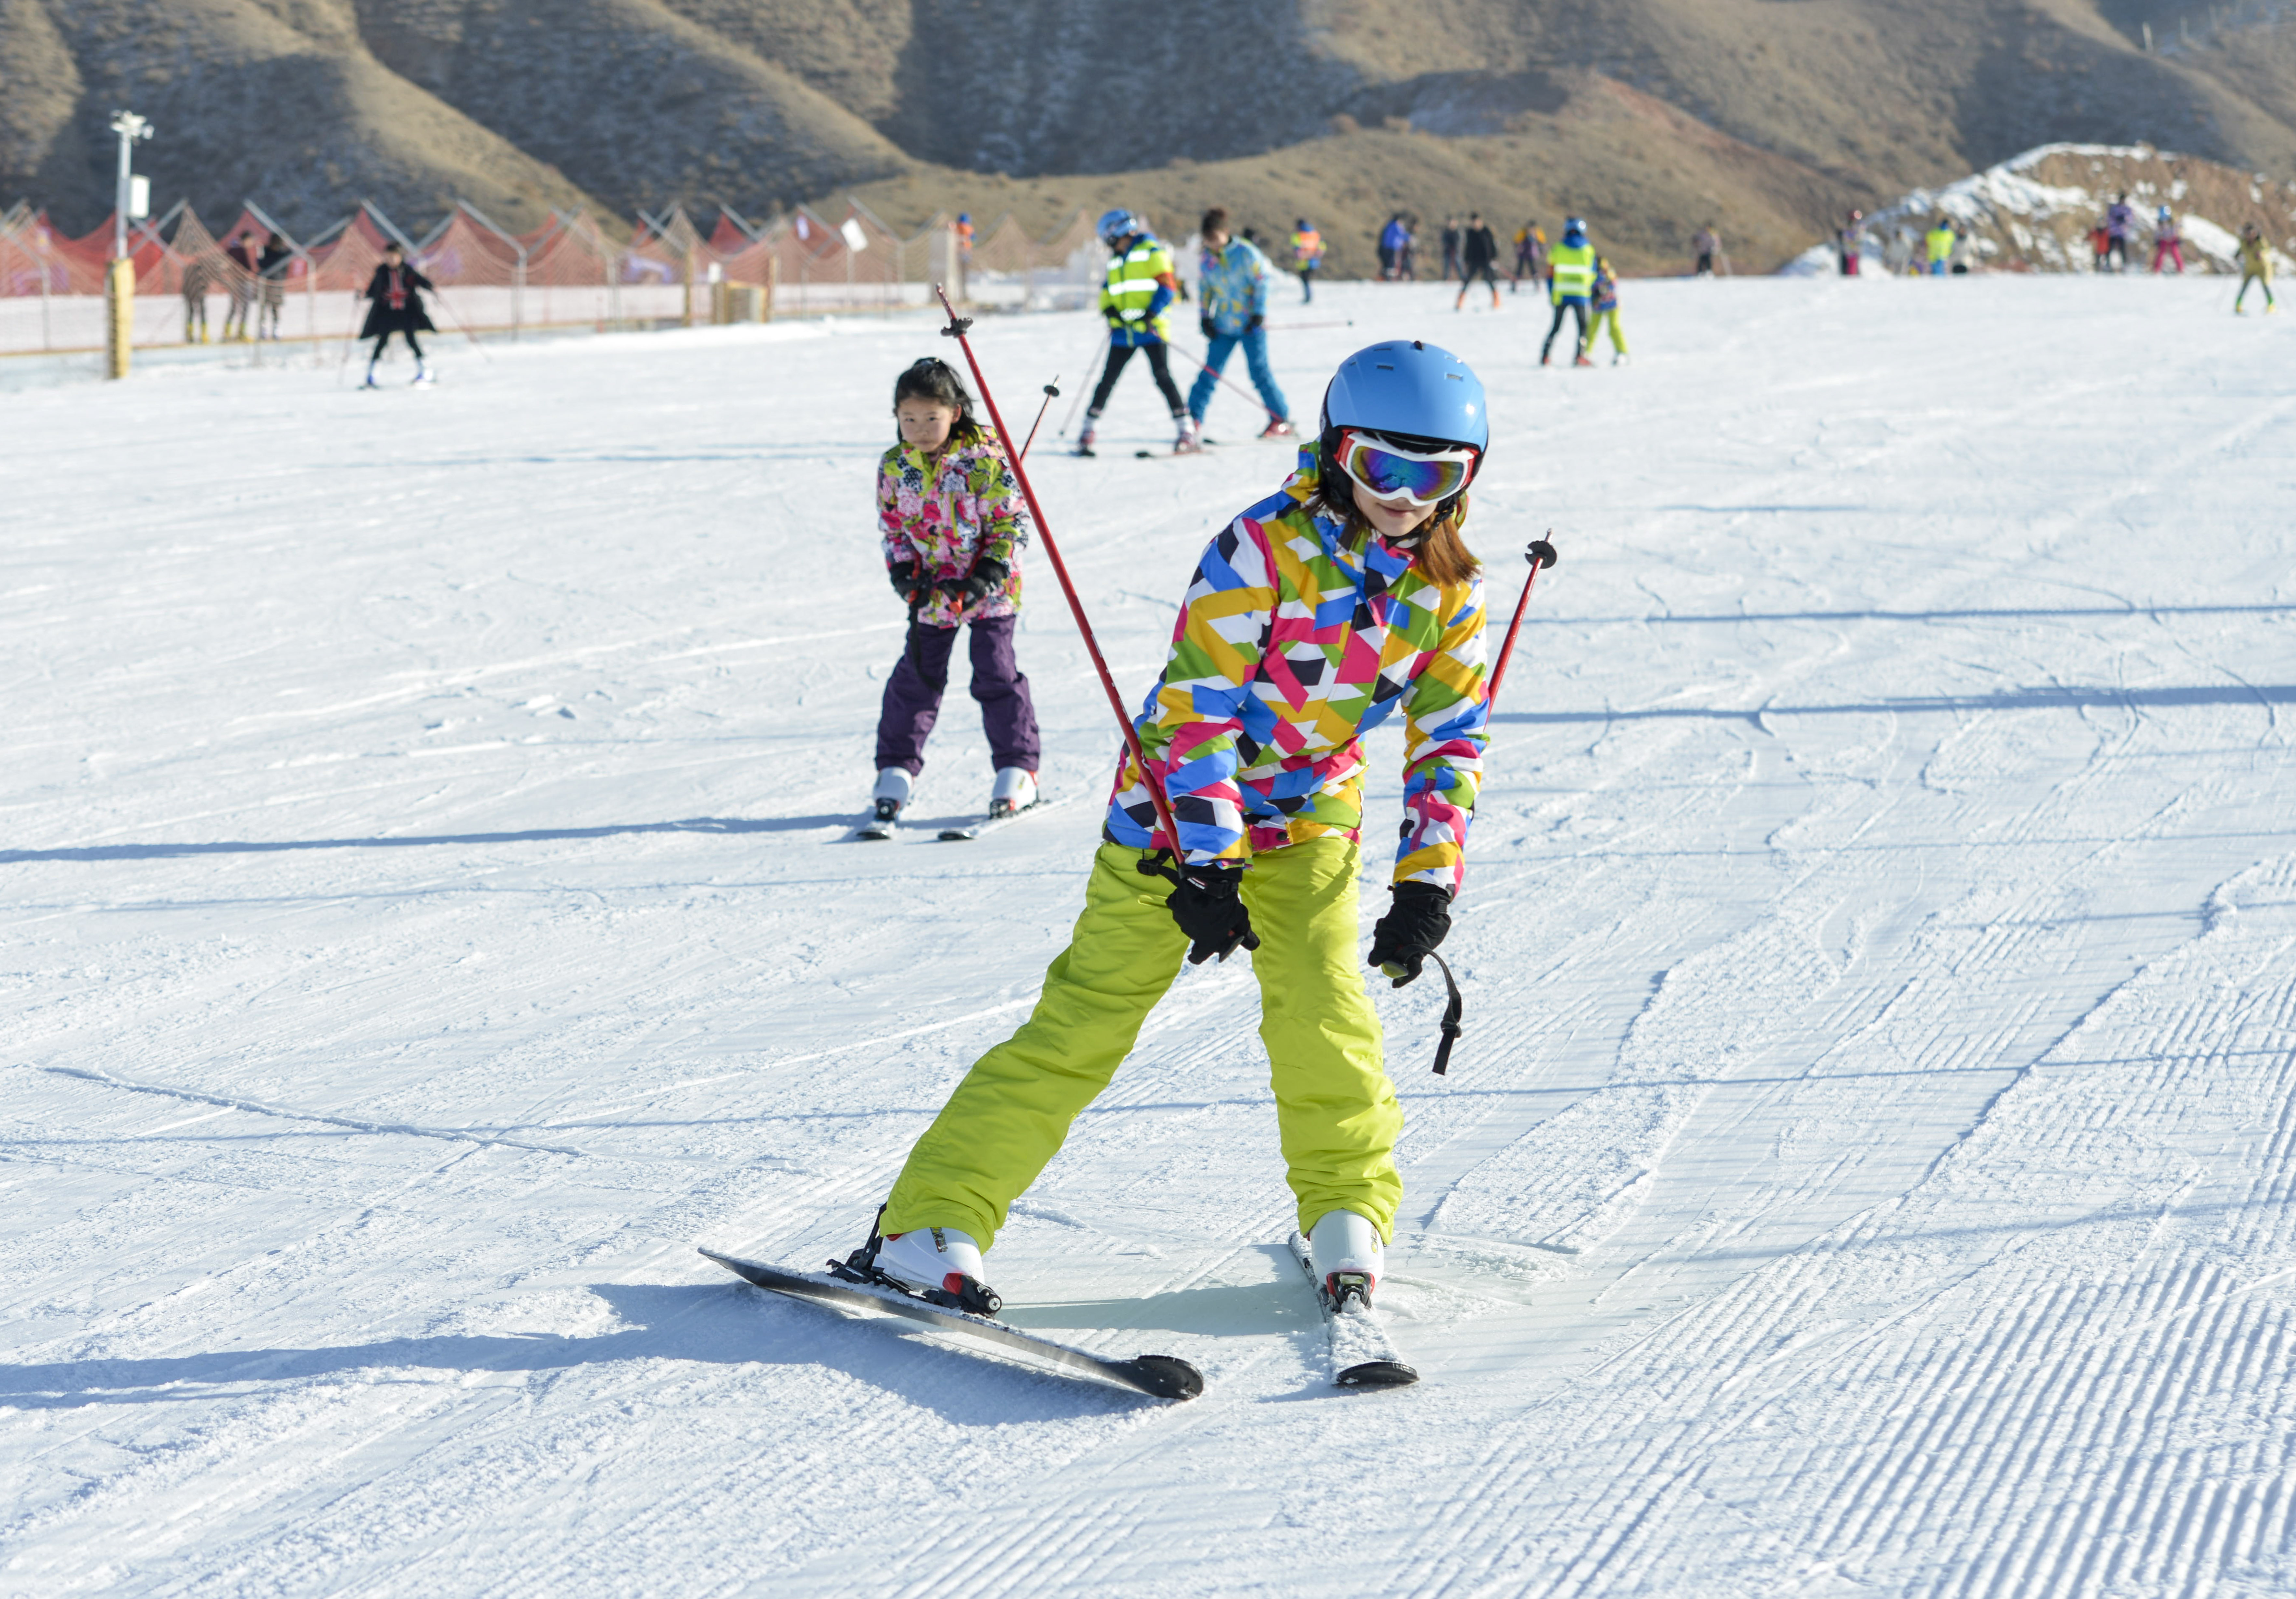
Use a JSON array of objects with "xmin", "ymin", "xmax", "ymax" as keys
[
  {"xmin": 877, "ymin": 426, "xmax": 1029, "ymax": 627},
  {"xmin": 1197, "ymin": 237, "xmax": 1272, "ymax": 335},
  {"xmin": 1104, "ymin": 450, "xmax": 1489, "ymax": 894}
]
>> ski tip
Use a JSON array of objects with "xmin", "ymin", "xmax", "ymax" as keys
[
  {"xmin": 1134, "ymin": 449, "xmax": 1154, "ymax": 458},
  {"xmin": 1335, "ymin": 1359, "xmax": 1419, "ymax": 1390},
  {"xmin": 1116, "ymin": 1355, "xmax": 1205, "ymax": 1401},
  {"xmin": 937, "ymin": 828, "xmax": 979, "ymax": 841}
]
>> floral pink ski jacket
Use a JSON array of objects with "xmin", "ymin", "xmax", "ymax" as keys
[{"xmin": 876, "ymin": 428, "xmax": 1029, "ymax": 627}]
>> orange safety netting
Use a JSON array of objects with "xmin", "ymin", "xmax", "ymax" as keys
[{"xmin": 2, "ymin": 194, "xmax": 1108, "ymax": 353}]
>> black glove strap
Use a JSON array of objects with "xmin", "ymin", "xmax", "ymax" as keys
[{"xmin": 1425, "ymin": 952, "xmax": 1463, "ymax": 1076}]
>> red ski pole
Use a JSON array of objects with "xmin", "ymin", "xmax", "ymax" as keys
[
  {"xmin": 1016, "ymin": 375, "xmax": 1059, "ymax": 462},
  {"xmin": 1487, "ymin": 535, "xmax": 1559, "ymax": 707},
  {"xmin": 1413, "ymin": 534, "xmax": 1557, "ymax": 1078},
  {"xmin": 932, "ymin": 286, "xmax": 1185, "ymax": 855}
]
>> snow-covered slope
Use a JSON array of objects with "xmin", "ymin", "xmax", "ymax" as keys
[
  {"xmin": 4, "ymin": 277, "xmax": 2293, "ymax": 1596},
  {"xmin": 1787, "ymin": 141, "xmax": 2296, "ymax": 273}
]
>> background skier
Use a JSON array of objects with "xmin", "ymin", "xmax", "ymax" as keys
[
  {"xmin": 1923, "ymin": 217, "xmax": 1956, "ymax": 276},
  {"xmin": 1542, "ymin": 217, "xmax": 1596, "ymax": 366},
  {"xmin": 2153, "ymin": 206, "xmax": 2185, "ymax": 273},
  {"xmin": 1077, "ymin": 210, "xmax": 1196, "ymax": 457},
  {"xmin": 358, "ymin": 241, "xmax": 436, "ymax": 387},
  {"xmin": 1189, "ymin": 208, "xmax": 1293, "ymax": 440},
  {"xmin": 1837, "ymin": 210, "xmax": 1865, "ymax": 275},
  {"xmin": 870, "ymin": 357, "xmax": 1039, "ymax": 831},
  {"xmin": 1378, "ymin": 215, "xmax": 1408, "ymax": 280},
  {"xmin": 1583, "ymin": 255, "xmax": 1628, "ymax": 365},
  {"xmin": 1691, "ymin": 223, "xmax": 1720, "ymax": 276},
  {"xmin": 1512, "ymin": 220, "xmax": 1547, "ymax": 293},
  {"xmin": 257, "ymin": 234, "xmax": 293, "ymax": 340},
  {"xmin": 2105, "ymin": 194, "xmax": 2135, "ymax": 271},
  {"xmin": 1290, "ymin": 218, "xmax": 1323, "ymax": 303},
  {"xmin": 2235, "ymin": 223, "xmax": 2276, "ymax": 313},
  {"xmin": 222, "ymin": 230, "xmax": 263, "ymax": 341},
  {"xmin": 1454, "ymin": 212, "xmax": 1501, "ymax": 311},
  {"xmin": 848, "ymin": 342, "xmax": 1494, "ymax": 1319}
]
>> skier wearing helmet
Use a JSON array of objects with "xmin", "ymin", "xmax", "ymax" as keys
[
  {"xmin": 1076, "ymin": 209, "xmax": 1197, "ymax": 457},
  {"xmin": 842, "ymin": 341, "xmax": 1494, "ymax": 1325},
  {"xmin": 1542, "ymin": 216, "xmax": 1597, "ymax": 366}
]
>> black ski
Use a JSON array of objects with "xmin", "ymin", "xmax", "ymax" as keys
[
  {"xmin": 1288, "ymin": 1231, "xmax": 1418, "ymax": 1389},
  {"xmin": 698, "ymin": 1247, "xmax": 1203, "ymax": 1401}
]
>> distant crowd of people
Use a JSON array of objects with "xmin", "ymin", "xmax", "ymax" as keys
[
  {"xmin": 1831, "ymin": 191, "xmax": 2276, "ymax": 309},
  {"xmin": 1365, "ymin": 213, "xmax": 1726, "ymax": 287}
]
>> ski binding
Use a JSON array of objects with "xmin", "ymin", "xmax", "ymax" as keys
[
  {"xmin": 1288, "ymin": 1231, "xmax": 1418, "ymax": 1389},
  {"xmin": 699, "ymin": 1246, "xmax": 1203, "ymax": 1401}
]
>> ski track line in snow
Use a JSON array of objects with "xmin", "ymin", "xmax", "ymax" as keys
[{"xmin": 34, "ymin": 1065, "xmax": 589, "ymax": 1158}]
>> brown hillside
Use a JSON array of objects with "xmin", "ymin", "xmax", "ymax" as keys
[{"xmin": 8, "ymin": 0, "xmax": 2296, "ymax": 264}]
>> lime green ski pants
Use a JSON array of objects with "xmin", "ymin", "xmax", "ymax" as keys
[{"xmin": 881, "ymin": 837, "xmax": 1402, "ymax": 1252}]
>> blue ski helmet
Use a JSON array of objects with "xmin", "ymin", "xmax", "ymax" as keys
[
  {"xmin": 1097, "ymin": 209, "xmax": 1145, "ymax": 248},
  {"xmin": 1320, "ymin": 340, "xmax": 1488, "ymax": 452},
  {"xmin": 1319, "ymin": 341, "xmax": 1488, "ymax": 518}
]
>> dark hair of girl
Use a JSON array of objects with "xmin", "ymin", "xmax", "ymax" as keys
[
  {"xmin": 1306, "ymin": 428, "xmax": 1481, "ymax": 589},
  {"xmin": 892, "ymin": 356, "xmax": 984, "ymax": 446}
]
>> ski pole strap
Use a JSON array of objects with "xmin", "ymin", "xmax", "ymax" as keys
[{"xmin": 1426, "ymin": 952, "xmax": 1464, "ymax": 1076}]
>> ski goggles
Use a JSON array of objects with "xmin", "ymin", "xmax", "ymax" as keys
[{"xmin": 1334, "ymin": 430, "xmax": 1481, "ymax": 507}]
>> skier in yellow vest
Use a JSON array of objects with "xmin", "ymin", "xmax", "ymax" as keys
[
  {"xmin": 1541, "ymin": 217, "xmax": 1597, "ymax": 367},
  {"xmin": 1923, "ymin": 217, "xmax": 1956, "ymax": 277},
  {"xmin": 2235, "ymin": 223, "xmax": 2277, "ymax": 313},
  {"xmin": 1076, "ymin": 210, "xmax": 1197, "ymax": 457}
]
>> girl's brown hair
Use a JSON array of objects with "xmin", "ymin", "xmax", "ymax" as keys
[{"xmin": 1307, "ymin": 482, "xmax": 1481, "ymax": 589}]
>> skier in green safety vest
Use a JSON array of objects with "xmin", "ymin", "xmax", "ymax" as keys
[
  {"xmin": 1076, "ymin": 209, "xmax": 1198, "ymax": 457},
  {"xmin": 1541, "ymin": 217, "xmax": 1597, "ymax": 366},
  {"xmin": 1923, "ymin": 218, "xmax": 1956, "ymax": 277}
]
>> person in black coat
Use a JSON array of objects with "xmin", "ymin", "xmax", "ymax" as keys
[{"xmin": 360, "ymin": 242, "xmax": 437, "ymax": 386}]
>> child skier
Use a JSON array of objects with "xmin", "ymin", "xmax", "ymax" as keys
[
  {"xmin": 1290, "ymin": 219, "xmax": 1323, "ymax": 303},
  {"xmin": 358, "ymin": 241, "xmax": 436, "ymax": 387},
  {"xmin": 2235, "ymin": 223, "xmax": 2276, "ymax": 313},
  {"xmin": 869, "ymin": 357, "xmax": 1041, "ymax": 830},
  {"xmin": 1583, "ymin": 256, "xmax": 1628, "ymax": 365},
  {"xmin": 1077, "ymin": 210, "xmax": 1196, "ymax": 457},
  {"xmin": 839, "ymin": 341, "xmax": 1492, "ymax": 1317},
  {"xmin": 2152, "ymin": 206, "xmax": 2185, "ymax": 273}
]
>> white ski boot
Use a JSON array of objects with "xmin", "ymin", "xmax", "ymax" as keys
[
  {"xmin": 855, "ymin": 1222, "xmax": 1001, "ymax": 1315},
  {"xmin": 1308, "ymin": 1209, "xmax": 1385, "ymax": 1309},
  {"xmin": 859, "ymin": 768, "xmax": 911, "ymax": 839},
  {"xmin": 1073, "ymin": 419, "xmax": 1098, "ymax": 457},
  {"xmin": 360, "ymin": 366, "xmax": 382, "ymax": 390},
  {"xmin": 411, "ymin": 364, "xmax": 435, "ymax": 387},
  {"xmin": 989, "ymin": 766, "xmax": 1038, "ymax": 819},
  {"xmin": 1173, "ymin": 415, "xmax": 1204, "ymax": 454}
]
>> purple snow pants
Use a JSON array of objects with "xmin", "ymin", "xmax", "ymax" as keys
[{"xmin": 875, "ymin": 615, "xmax": 1040, "ymax": 776}]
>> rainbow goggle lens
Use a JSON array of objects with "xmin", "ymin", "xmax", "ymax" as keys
[{"xmin": 1335, "ymin": 430, "xmax": 1481, "ymax": 507}]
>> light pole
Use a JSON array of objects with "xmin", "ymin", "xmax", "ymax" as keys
[{"xmin": 106, "ymin": 110, "xmax": 153, "ymax": 379}]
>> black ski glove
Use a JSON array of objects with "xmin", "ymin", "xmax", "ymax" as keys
[
  {"xmin": 1199, "ymin": 315, "xmax": 1217, "ymax": 340},
  {"xmin": 938, "ymin": 556, "xmax": 1008, "ymax": 606},
  {"xmin": 889, "ymin": 558, "xmax": 923, "ymax": 603},
  {"xmin": 1163, "ymin": 860, "xmax": 1259, "ymax": 965},
  {"xmin": 1104, "ymin": 305, "xmax": 1128, "ymax": 330},
  {"xmin": 1367, "ymin": 881, "xmax": 1452, "ymax": 986},
  {"xmin": 1246, "ymin": 313, "xmax": 1264, "ymax": 333}
]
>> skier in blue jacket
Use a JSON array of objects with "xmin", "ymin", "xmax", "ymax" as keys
[{"xmin": 1189, "ymin": 208, "xmax": 1294, "ymax": 440}]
